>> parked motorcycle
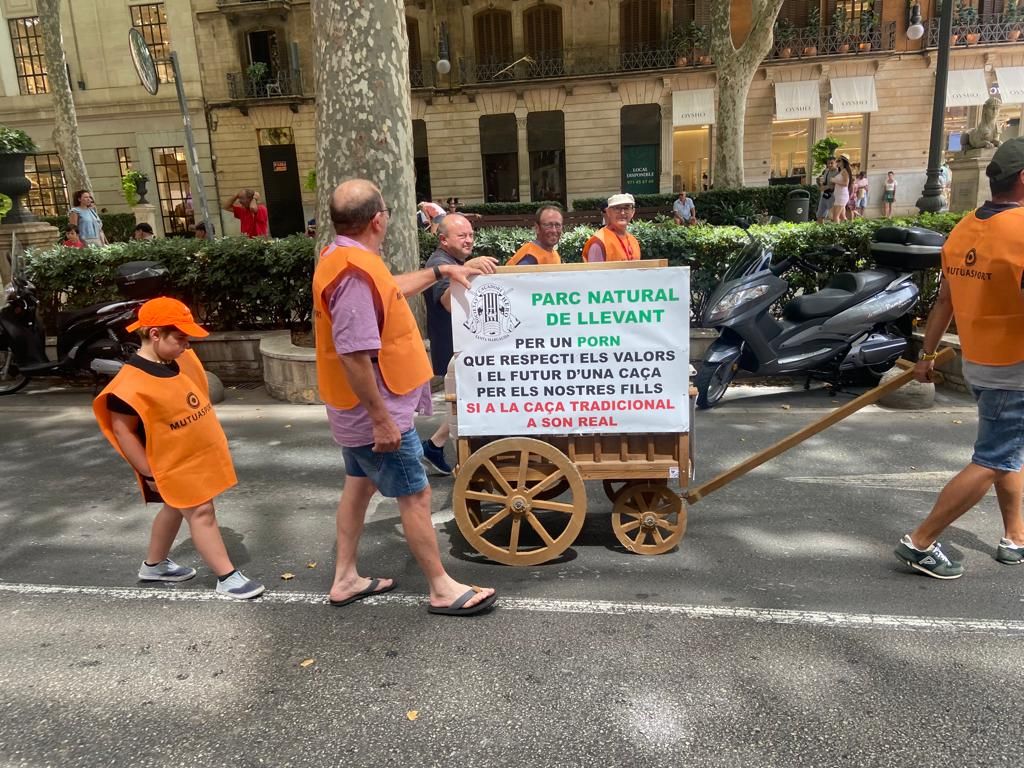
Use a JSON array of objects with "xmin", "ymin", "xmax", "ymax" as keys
[
  {"xmin": 695, "ymin": 224, "xmax": 943, "ymax": 409},
  {"xmin": 0, "ymin": 258, "xmax": 169, "ymax": 395}
]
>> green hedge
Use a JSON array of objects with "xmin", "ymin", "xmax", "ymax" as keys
[
  {"xmin": 573, "ymin": 184, "xmax": 821, "ymax": 225},
  {"xmin": 457, "ymin": 201, "xmax": 564, "ymax": 215},
  {"xmin": 27, "ymin": 214, "xmax": 963, "ymax": 332},
  {"xmin": 41, "ymin": 213, "xmax": 138, "ymax": 243},
  {"xmin": 24, "ymin": 235, "xmax": 314, "ymax": 332}
]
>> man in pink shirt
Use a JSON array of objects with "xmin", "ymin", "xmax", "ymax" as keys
[{"xmin": 222, "ymin": 189, "xmax": 269, "ymax": 237}]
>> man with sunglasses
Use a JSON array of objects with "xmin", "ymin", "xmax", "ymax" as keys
[
  {"xmin": 507, "ymin": 205, "xmax": 564, "ymax": 266},
  {"xmin": 582, "ymin": 193, "xmax": 641, "ymax": 262}
]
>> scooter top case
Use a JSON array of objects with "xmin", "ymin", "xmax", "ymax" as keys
[{"xmin": 869, "ymin": 226, "xmax": 943, "ymax": 270}]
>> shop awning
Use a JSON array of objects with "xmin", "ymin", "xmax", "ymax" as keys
[
  {"xmin": 996, "ymin": 66, "xmax": 1024, "ymax": 105},
  {"xmin": 829, "ymin": 76, "xmax": 878, "ymax": 114},
  {"xmin": 774, "ymin": 80, "xmax": 821, "ymax": 120},
  {"xmin": 672, "ymin": 88, "xmax": 716, "ymax": 126},
  {"xmin": 946, "ymin": 69, "xmax": 990, "ymax": 107}
]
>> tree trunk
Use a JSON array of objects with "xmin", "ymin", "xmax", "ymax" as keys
[
  {"xmin": 37, "ymin": 0, "xmax": 92, "ymax": 197},
  {"xmin": 310, "ymin": 0, "xmax": 417, "ymax": 279},
  {"xmin": 709, "ymin": 0, "xmax": 786, "ymax": 189}
]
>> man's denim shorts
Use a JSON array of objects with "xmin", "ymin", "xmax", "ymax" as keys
[
  {"xmin": 815, "ymin": 195, "xmax": 832, "ymax": 219},
  {"xmin": 342, "ymin": 428, "xmax": 429, "ymax": 498},
  {"xmin": 971, "ymin": 388, "xmax": 1024, "ymax": 472}
]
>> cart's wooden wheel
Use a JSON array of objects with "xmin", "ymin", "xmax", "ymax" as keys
[
  {"xmin": 454, "ymin": 437, "xmax": 586, "ymax": 566},
  {"xmin": 603, "ymin": 478, "xmax": 666, "ymax": 502},
  {"xmin": 611, "ymin": 482, "xmax": 686, "ymax": 555}
]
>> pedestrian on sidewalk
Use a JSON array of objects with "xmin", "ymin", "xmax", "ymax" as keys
[
  {"xmin": 312, "ymin": 179, "xmax": 497, "ymax": 616},
  {"xmin": 93, "ymin": 297, "xmax": 265, "ymax": 599},
  {"xmin": 423, "ymin": 213, "xmax": 498, "ymax": 473},
  {"xmin": 896, "ymin": 137, "xmax": 1024, "ymax": 579}
]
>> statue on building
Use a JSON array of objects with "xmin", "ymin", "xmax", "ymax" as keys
[{"xmin": 961, "ymin": 96, "xmax": 1003, "ymax": 152}]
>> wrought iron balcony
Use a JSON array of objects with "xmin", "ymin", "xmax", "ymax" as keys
[
  {"xmin": 925, "ymin": 14, "xmax": 1024, "ymax": 48},
  {"xmin": 216, "ymin": 0, "xmax": 292, "ymax": 10},
  {"xmin": 226, "ymin": 69, "xmax": 303, "ymax": 99},
  {"xmin": 766, "ymin": 21, "xmax": 896, "ymax": 61}
]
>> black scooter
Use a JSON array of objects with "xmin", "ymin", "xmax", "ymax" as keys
[
  {"xmin": 0, "ymin": 258, "xmax": 168, "ymax": 395},
  {"xmin": 695, "ymin": 224, "xmax": 943, "ymax": 409}
]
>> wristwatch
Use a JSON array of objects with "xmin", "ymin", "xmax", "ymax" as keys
[
  {"xmin": 919, "ymin": 350, "xmax": 940, "ymax": 361},
  {"xmin": 432, "ymin": 264, "xmax": 443, "ymax": 281}
]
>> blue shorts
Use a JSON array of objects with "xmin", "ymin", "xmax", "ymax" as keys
[
  {"xmin": 816, "ymin": 195, "xmax": 833, "ymax": 219},
  {"xmin": 342, "ymin": 428, "xmax": 429, "ymax": 498},
  {"xmin": 971, "ymin": 388, "xmax": 1024, "ymax": 472}
]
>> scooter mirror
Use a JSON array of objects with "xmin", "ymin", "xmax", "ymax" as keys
[{"xmin": 735, "ymin": 217, "xmax": 750, "ymax": 230}]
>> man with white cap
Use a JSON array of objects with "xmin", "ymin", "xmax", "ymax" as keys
[{"xmin": 582, "ymin": 192, "xmax": 641, "ymax": 262}]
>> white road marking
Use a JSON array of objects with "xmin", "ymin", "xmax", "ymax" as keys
[
  {"xmin": 787, "ymin": 471, "xmax": 996, "ymax": 495},
  {"xmin": 0, "ymin": 581, "xmax": 1021, "ymax": 635}
]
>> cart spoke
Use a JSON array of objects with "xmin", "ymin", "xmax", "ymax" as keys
[
  {"xmin": 528, "ymin": 469, "xmax": 566, "ymax": 498},
  {"xmin": 525, "ymin": 513, "xmax": 555, "ymax": 546},
  {"xmin": 636, "ymin": 492, "xmax": 652, "ymax": 514},
  {"xmin": 474, "ymin": 507, "xmax": 510, "ymax": 534},
  {"xmin": 633, "ymin": 528, "xmax": 648, "ymax": 545},
  {"xmin": 653, "ymin": 528, "xmax": 666, "ymax": 546},
  {"xmin": 483, "ymin": 460, "xmax": 515, "ymax": 495},
  {"xmin": 464, "ymin": 490, "xmax": 508, "ymax": 505},
  {"xmin": 619, "ymin": 520, "xmax": 642, "ymax": 533},
  {"xmin": 655, "ymin": 518, "xmax": 676, "ymax": 531},
  {"xmin": 516, "ymin": 450, "xmax": 530, "ymax": 489},
  {"xmin": 531, "ymin": 499, "xmax": 576, "ymax": 514},
  {"xmin": 508, "ymin": 517, "xmax": 522, "ymax": 554}
]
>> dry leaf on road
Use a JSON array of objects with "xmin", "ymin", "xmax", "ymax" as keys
[
  {"xmin": 406, "ymin": 711, "xmax": 418, "ymax": 721},
  {"xmin": 281, "ymin": 572, "xmax": 295, "ymax": 580},
  {"xmin": 306, "ymin": 562, "xmax": 317, "ymax": 569},
  {"xmin": 299, "ymin": 658, "xmax": 315, "ymax": 668}
]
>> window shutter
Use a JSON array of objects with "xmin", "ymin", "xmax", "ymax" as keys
[
  {"xmin": 620, "ymin": 0, "xmax": 661, "ymax": 51},
  {"xmin": 474, "ymin": 10, "xmax": 513, "ymax": 63},
  {"xmin": 524, "ymin": 6, "xmax": 563, "ymax": 56}
]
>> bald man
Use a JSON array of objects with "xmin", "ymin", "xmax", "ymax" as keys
[
  {"xmin": 311, "ymin": 179, "xmax": 497, "ymax": 616},
  {"xmin": 421, "ymin": 214, "xmax": 497, "ymax": 474}
]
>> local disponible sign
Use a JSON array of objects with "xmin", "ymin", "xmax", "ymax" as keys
[{"xmin": 451, "ymin": 267, "xmax": 690, "ymax": 436}]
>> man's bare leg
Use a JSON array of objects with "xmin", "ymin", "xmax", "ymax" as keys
[
  {"xmin": 995, "ymin": 467, "xmax": 1024, "ymax": 545},
  {"xmin": 428, "ymin": 420, "xmax": 449, "ymax": 449},
  {"xmin": 910, "ymin": 462, "xmax": 999, "ymax": 548},
  {"xmin": 329, "ymin": 476, "xmax": 394, "ymax": 602}
]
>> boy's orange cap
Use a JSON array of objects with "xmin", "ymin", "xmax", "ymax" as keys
[{"xmin": 126, "ymin": 297, "xmax": 209, "ymax": 338}]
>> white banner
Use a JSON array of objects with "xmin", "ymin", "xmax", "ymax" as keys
[
  {"xmin": 774, "ymin": 80, "xmax": 821, "ymax": 120},
  {"xmin": 672, "ymin": 88, "xmax": 716, "ymax": 126},
  {"xmin": 451, "ymin": 267, "xmax": 691, "ymax": 437},
  {"xmin": 830, "ymin": 75, "xmax": 878, "ymax": 114},
  {"xmin": 996, "ymin": 66, "xmax": 1024, "ymax": 105},
  {"xmin": 946, "ymin": 69, "xmax": 990, "ymax": 107}
]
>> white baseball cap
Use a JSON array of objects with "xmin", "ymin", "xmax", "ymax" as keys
[{"xmin": 606, "ymin": 193, "xmax": 635, "ymax": 207}]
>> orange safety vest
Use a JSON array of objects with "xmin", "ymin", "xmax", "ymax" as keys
[
  {"xmin": 93, "ymin": 350, "xmax": 237, "ymax": 508},
  {"xmin": 312, "ymin": 244, "xmax": 433, "ymax": 409},
  {"xmin": 507, "ymin": 241, "xmax": 561, "ymax": 266},
  {"xmin": 941, "ymin": 207, "xmax": 1024, "ymax": 366},
  {"xmin": 582, "ymin": 227, "xmax": 641, "ymax": 262}
]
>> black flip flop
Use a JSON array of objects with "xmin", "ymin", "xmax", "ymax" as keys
[
  {"xmin": 427, "ymin": 587, "xmax": 498, "ymax": 616},
  {"xmin": 329, "ymin": 578, "xmax": 396, "ymax": 607}
]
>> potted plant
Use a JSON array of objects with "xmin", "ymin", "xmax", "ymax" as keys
[
  {"xmin": 246, "ymin": 61, "xmax": 269, "ymax": 96},
  {"xmin": 121, "ymin": 169, "xmax": 150, "ymax": 206},
  {"xmin": 669, "ymin": 23, "xmax": 692, "ymax": 67},
  {"xmin": 804, "ymin": 6, "xmax": 821, "ymax": 56},
  {"xmin": 0, "ymin": 125, "xmax": 38, "ymax": 225},
  {"xmin": 858, "ymin": 4, "xmax": 879, "ymax": 50},
  {"xmin": 957, "ymin": 0, "xmax": 980, "ymax": 43},
  {"xmin": 1008, "ymin": 0, "xmax": 1023, "ymax": 41},
  {"xmin": 832, "ymin": 5, "xmax": 851, "ymax": 52},
  {"xmin": 775, "ymin": 17, "xmax": 796, "ymax": 58},
  {"xmin": 690, "ymin": 22, "xmax": 712, "ymax": 65}
]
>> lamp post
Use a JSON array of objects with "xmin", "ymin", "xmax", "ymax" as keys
[{"xmin": 917, "ymin": 0, "xmax": 955, "ymax": 213}]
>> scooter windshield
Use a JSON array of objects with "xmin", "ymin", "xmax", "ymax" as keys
[{"xmin": 722, "ymin": 239, "xmax": 768, "ymax": 283}]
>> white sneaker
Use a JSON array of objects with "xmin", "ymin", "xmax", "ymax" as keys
[
  {"xmin": 215, "ymin": 571, "xmax": 265, "ymax": 600},
  {"xmin": 138, "ymin": 558, "xmax": 197, "ymax": 582}
]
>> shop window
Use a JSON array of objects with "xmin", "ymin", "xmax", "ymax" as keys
[
  {"xmin": 480, "ymin": 114, "xmax": 519, "ymax": 203},
  {"xmin": 621, "ymin": 104, "xmax": 661, "ymax": 194},
  {"xmin": 672, "ymin": 126, "xmax": 712, "ymax": 193},
  {"xmin": 151, "ymin": 146, "xmax": 194, "ymax": 235},
  {"xmin": 528, "ymin": 111, "xmax": 567, "ymax": 206},
  {"xmin": 8, "ymin": 17, "xmax": 48, "ymax": 95},
  {"xmin": 24, "ymin": 153, "xmax": 67, "ymax": 216},
  {"xmin": 826, "ymin": 114, "xmax": 866, "ymax": 174},
  {"xmin": 995, "ymin": 102, "xmax": 1022, "ymax": 141},
  {"xmin": 413, "ymin": 119, "xmax": 432, "ymax": 203},
  {"xmin": 943, "ymin": 107, "xmax": 970, "ymax": 157},
  {"xmin": 130, "ymin": 4, "xmax": 173, "ymax": 83},
  {"xmin": 770, "ymin": 119, "xmax": 811, "ymax": 182}
]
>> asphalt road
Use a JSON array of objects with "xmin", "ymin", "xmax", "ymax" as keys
[{"xmin": 1, "ymin": 381, "xmax": 1022, "ymax": 767}]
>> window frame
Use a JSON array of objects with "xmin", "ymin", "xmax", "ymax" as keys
[
  {"xmin": 130, "ymin": 3, "xmax": 174, "ymax": 83},
  {"xmin": 24, "ymin": 153, "xmax": 68, "ymax": 217},
  {"xmin": 8, "ymin": 16, "xmax": 49, "ymax": 95},
  {"xmin": 150, "ymin": 145, "xmax": 194, "ymax": 236}
]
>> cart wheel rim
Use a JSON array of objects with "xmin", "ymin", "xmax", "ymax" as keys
[
  {"xmin": 611, "ymin": 481, "xmax": 686, "ymax": 555},
  {"xmin": 453, "ymin": 437, "xmax": 586, "ymax": 566}
]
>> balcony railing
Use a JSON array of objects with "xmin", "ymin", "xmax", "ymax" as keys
[
  {"xmin": 766, "ymin": 21, "xmax": 896, "ymax": 61},
  {"xmin": 226, "ymin": 69, "xmax": 303, "ymax": 99},
  {"xmin": 925, "ymin": 14, "xmax": 1024, "ymax": 48}
]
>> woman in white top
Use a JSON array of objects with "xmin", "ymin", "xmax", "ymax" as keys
[
  {"xmin": 830, "ymin": 156, "xmax": 852, "ymax": 222},
  {"xmin": 882, "ymin": 171, "xmax": 897, "ymax": 218},
  {"xmin": 68, "ymin": 190, "xmax": 107, "ymax": 246}
]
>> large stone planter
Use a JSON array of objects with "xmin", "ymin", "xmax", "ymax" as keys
[
  {"xmin": 260, "ymin": 331, "xmax": 319, "ymax": 404},
  {"xmin": 190, "ymin": 330, "xmax": 275, "ymax": 383},
  {"xmin": 0, "ymin": 152, "xmax": 35, "ymax": 225}
]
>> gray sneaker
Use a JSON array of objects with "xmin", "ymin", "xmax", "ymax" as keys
[
  {"xmin": 996, "ymin": 538, "xmax": 1024, "ymax": 565},
  {"xmin": 894, "ymin": 535, "xmax": 964, "ymax": 579},
  {"xmin": 138, "ymin": 558, "xmax": 197, "ymax": 582},
  {"xmin": 215, "ymin": 571, "xmax": 265, "ymax": 600}
]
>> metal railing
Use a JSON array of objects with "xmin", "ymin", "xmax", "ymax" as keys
[
  {"xmin": 226, "ymin": 69, "xmax": 303, "ymax": 99},
  {"xmin": 766, "ymin": 21, "xmax": 896, "ymax": 61},
  {"xmin": 925, "ymin": 14, "xmax": 1024, "ymax": 47}
]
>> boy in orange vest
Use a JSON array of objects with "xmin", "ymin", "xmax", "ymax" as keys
[{"xmin": 94, "ymin": 297, "xmax": 265, "ymax": 599}]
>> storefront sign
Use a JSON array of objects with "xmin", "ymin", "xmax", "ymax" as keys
[
  {"xmin": 451, "ymin": 268, "xmax": 691, "ymax": 436},
  {"xmin": 829, "ymin": 76, "xmax": 878, "ymax": 114},
  {"xmin": 774, "ymin": 80, "xmax": 821, "ymax": 119},
  {"xmin": 621, "ymin": 144, "xmax": 659, "ymax": 193},
  {"xmin": 995, "ymin": 67, "xmax": 1024, "ymax": 105},
  {"xmin": 672, "ymin": 89, "xmax": 716, "ymax": 126},
  {"xmin": 946, "ymin": 69, "xmax": 989, "ymax": 107}
]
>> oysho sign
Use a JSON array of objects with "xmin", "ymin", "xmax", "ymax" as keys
[{"xmin": 451, "ymin": 267, "xmax": 691, "ymax": 436}]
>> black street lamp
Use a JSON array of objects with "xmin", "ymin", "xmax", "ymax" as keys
[{"xmin": 917, "ymin": 0, "xmax": 955, "ymax": 213}]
